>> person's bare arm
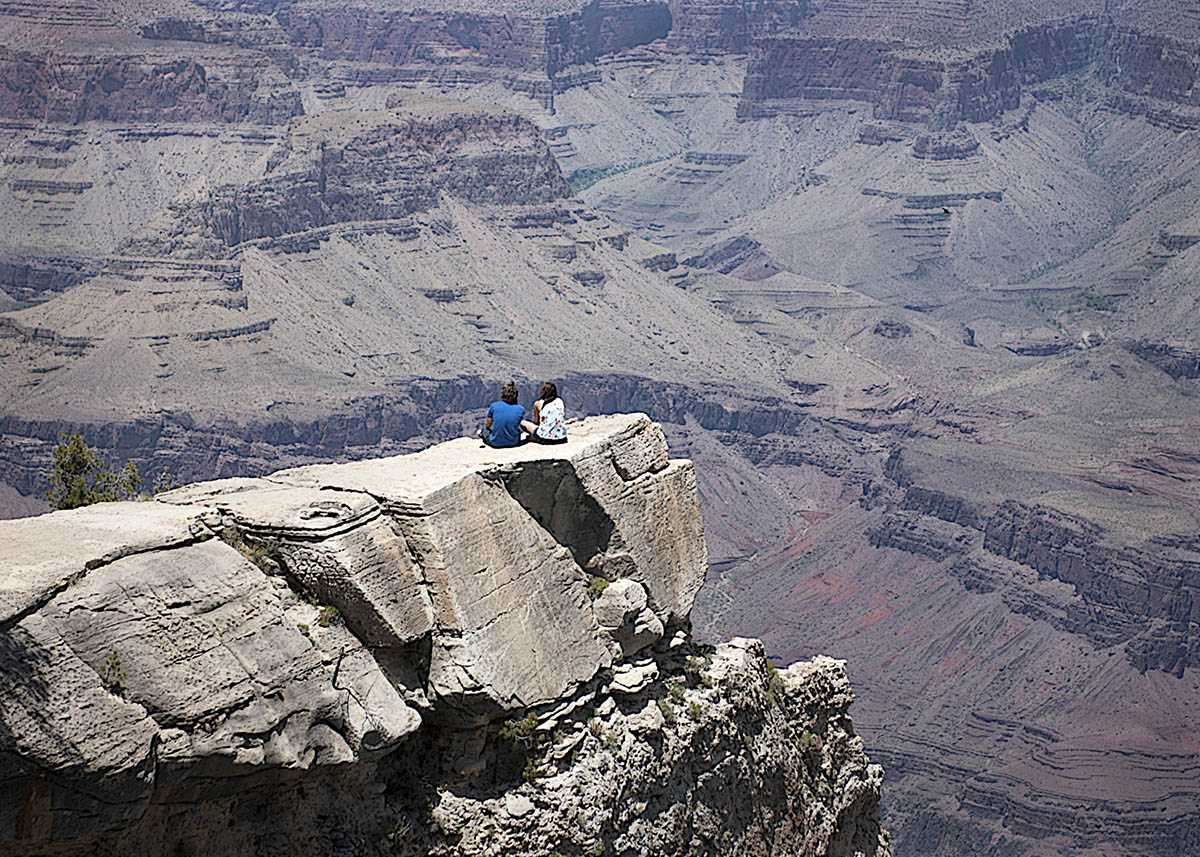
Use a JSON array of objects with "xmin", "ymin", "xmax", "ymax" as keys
[
  {"xmin": 532, "ymin": 399, "xmax": 543, "ymax": 424},
  {"xmin": 486, "ymin": 416, "xmax": 493, "ymax": 430}
]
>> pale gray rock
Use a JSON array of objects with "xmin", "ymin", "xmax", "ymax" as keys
[
  {"xmin": 593, "ymin": 578, "xmax": 665, "ymax": 656},
  {"xmin": 0, "ymin": 537, "xmax": 419, "ymax": 848},
  {"xmin": 162, "ymin": 482, "xmax": 434, "ymax": 647},
  {"xmin": 504, "ymin": 793, "xmax": 534, "ymax": 819},
  {"xmin": 0, "ymin": 500, "xmax": 204, "ymax": 625},
  {"xmin": 625, "ymin": 698, "xmax": 667, "ymax": 734},
  {"xmin": 262, "ymin": 413, "xmax": 704, "ymax": 719},
  {"xmin": 609, "ymin": 658, "xmax": 660, "ymax": 694},
  {"xmin": 0, "ymin": 414, "xmax": 887, "ymax": 857}
]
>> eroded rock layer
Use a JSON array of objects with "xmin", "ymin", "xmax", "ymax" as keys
[
  {"xmin": 0, "ymin": 414, "xmax": 889, "ymax": 857},
  {"xmin": 738, "ymin": 18, "xmax": 1200, "ymax": 131}
]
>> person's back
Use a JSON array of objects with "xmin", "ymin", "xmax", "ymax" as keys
[
  {"xmin": 482, "ymin": 380, "xmax": 525, "ymax": 448},
  {"xmin": 486, "ymin": 399, "xmax": 524, "ymax": 447},
  {"xmin": 536, "ymin": 396, "xmax": 566, "ymax": 441},
  {"xmin": 521, "ymin": 381, "xmax": 567, "ymax": 444}
]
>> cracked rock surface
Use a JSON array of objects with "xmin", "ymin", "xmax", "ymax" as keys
[{"xmin": 0, "ymin": 413, "xmax": 887, "ymax": 857}]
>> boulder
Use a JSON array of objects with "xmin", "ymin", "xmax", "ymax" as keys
[{"xmin": 593, "ymin": 578, "xmax": 665, "ymax": 656}]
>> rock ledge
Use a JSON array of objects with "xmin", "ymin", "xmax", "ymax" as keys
[{"xmin": 0, "ymin": 414, "xmax": 888, "ymax": 857}]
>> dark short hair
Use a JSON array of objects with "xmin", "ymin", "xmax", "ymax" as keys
[
  {"xmin": 500, "ymin": 381, "xmax": 519, "ymax": 404},
  {"xmin": 539, "ymin": 381, "xmax": 558, "ymax": 402}
]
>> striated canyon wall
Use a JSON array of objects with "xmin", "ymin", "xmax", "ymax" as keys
[
  {"xmin": 187, "ymin": 108, "xmax": 570, "ymax": 251},
  {"xmin": 738, "ymin": 17, "xmax": 1200, "ymax": 130},
  {"xmin": 0, "ymin": 414, "xmax": 889, "ymax": 857},
  {"xmin": 0, "ymin": 45, "xmax": 301, "ymax": 124},
  {"xmin": 273, "ymin": 0, "xmax": 673, "ymax": 77},
  {"xmin": 665, "ymin": 0, "xmax": 810, "ymax": 53}
]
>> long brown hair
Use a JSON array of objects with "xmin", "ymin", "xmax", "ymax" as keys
[{"xmin": 539, "ymin": 382, "xmax": 558, "ymax": 403}]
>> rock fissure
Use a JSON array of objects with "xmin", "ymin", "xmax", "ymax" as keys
[{"xmin": 0, "ymin": 529, "xmax": 213, "ymax": 634}]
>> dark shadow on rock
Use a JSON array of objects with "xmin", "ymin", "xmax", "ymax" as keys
[{"xmin": 493, "ymin": 461, "xmax": 615, "ymax": 576}]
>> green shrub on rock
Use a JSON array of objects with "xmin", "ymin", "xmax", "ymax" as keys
[{"xmin": 45, "ymin": 432, "xmax": 143, "ymax": 510}]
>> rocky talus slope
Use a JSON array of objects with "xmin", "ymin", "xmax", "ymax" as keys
[{"xmin": 0, "ymin": 414, "xmax": 889, "ymax": 857}]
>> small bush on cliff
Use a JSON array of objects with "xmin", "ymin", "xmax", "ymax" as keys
[
  {"xmin": 587, "ymin": 575, "xmax": 609, "ymax": 599},
  {"xmin": 763, "ymin": 661, "xmax": 785, "ymax": 707},
  {"xmin": 46, "ymin": 432, "xmax": 143, "ymax": 510},
  {"xmin": 499, "ymin": 714, "xmax": 541, "ymax": 749},
  {"xmin": 99, "ymin": 650, "xmax": 127, "ymax": 695}
]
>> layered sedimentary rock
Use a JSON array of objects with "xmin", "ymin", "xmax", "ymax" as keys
[
  {"xmin": 0, "ymin": 44, "xmax": 301, "ymax": 124},
  {"xmin": 0, "ymin": 414, "xmax": 889, "ymax": 857},
  {"xmin": 665, "ymin": 0, "xmax": 810, "ymax": 54},
  {"xmin": 737, "ymin": 17, "xmax": 1200, "ymax": 130},
  {"xmin": 143, "ymin": 106, "xmax": 570, "ymax": 253},
  {"xmin": 273, "ymin": 0, "xmax": 672, "ymax": 84}
]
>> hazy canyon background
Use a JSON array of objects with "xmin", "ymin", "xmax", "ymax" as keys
[{"xmin": 3, "ymin": 0, "xmax": 1200, "ymax": 854}]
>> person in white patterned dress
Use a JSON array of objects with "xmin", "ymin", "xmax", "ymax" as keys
[{"xmin": 521, "ymin": 382, "xmax": 567, "ymax": 444}]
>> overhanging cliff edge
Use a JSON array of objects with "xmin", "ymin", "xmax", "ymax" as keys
[{"xmin": 0, "ymin": 413, "xmax": 888, "ymax": 857}]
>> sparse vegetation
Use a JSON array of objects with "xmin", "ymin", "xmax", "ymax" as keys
[
  {"xmin": 764, "ymin": 661, "xmax": 785, "ymax": 707},
  {"xmin": 500, "ymin": 714, "xmax": 539, "ymax": 746},
  {"xmin": 498, "ymin": 713, "xmax": 550, "ymax": 781},
  {"xmin": 243, "ymin": 543, "xmax": 276, "ymax": 574},
  {"xmin": 587, "ymin": 575, "xmax": 609, "ymax": 599},
  {"xmin": 522, "ymin": 756, "xmax": 541, "ymax": 782},
  {"xmin": 151, "ymin": 464, "xmax": 180, "ymax": 495},
  {"xmin": 1077, "ymin": 288, "xmax": 1116, "ymax": 312},
  {"xmin": 317, "ymin": 605, "xmax": 340, "ymax": 627},
  {"xmin": 45, "ymin": 432, "xmax": 143, "ymax": 510},
  {"xmin": 99, "ymin": 650, "xmax": 127, "ymax": 695},
  {"xmin": 657, "ymin": 698, "xmax": 676, "ymax": 724}
]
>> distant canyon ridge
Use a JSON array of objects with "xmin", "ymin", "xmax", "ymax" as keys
[{"xmin": 3, "ymin": 1, "xmax": 1200, "ymax": 856}]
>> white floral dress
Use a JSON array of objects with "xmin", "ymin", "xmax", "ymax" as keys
[{"xmin": 536, "ymin": 397, "xmax": 567, "ymax": 440}]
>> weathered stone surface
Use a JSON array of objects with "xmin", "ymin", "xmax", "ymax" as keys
[
  {"xmin": 1, "ymin": 413, "xmax": 835, "ymax": 857},
  {"xmin": 425, "ymin": 637, "xmax": 890, "ymax": 857},
  {"xmin": 0, "ymin": 536, "xmax": 419, "ymax": 850},
  {"xmin": 0, "ymin": 501, "xmax": 205, "ymax": 626},
  {"xmin": 593, "ymin": 577, "xmax": 665, "ymax": 655},
  {"xmin": 608, "ymin": 656, "xmax": 660, "ymax": 694},
  {"xmin": 159, "ymin": 481, "xmax": 434, "ymax": 648}
]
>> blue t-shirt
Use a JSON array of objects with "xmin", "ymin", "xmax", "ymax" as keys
[{"xmin": 486, "ymin": 401, "xmax": 525, "ymax": 447}]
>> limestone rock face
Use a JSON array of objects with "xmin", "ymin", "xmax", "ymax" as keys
[
  {"xmin": 427, "ymin": 638, "xmax": 890, "ymax": 857},
  {"xmin": 0, "ymin": 414, "xmax": 886, "ymax": 857}
]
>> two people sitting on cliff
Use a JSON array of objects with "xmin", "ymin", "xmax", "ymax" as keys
[{"xmin": 478, "ymin": 381, "xmax": 567, "ymax": 448}]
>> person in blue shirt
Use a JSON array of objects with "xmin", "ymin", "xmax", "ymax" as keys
[{"xmin": 478, "ymin": 381, "xmax": 525, "ymax": 448}]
